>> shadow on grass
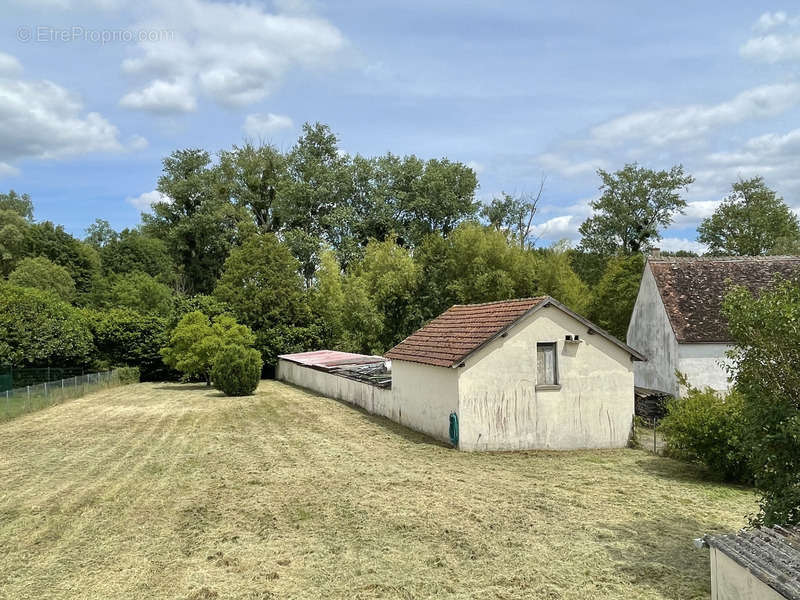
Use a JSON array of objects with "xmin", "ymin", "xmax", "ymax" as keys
[
  {"xmin": 601, "ymin": 516, "xmax": 721, "ymax": 599},
  {"xmin": 277, "ymin": 381, "xmax": 451, "ymax": 449}
]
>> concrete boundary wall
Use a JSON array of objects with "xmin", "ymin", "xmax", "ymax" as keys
[{"xmin": 276, "ymin": 359, "xmax": 399, "ymax": 422}]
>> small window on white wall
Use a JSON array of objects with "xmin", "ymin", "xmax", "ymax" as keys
[{"xmin": 537, "ymin": 342, "xmax": 558, "ymax": 386}]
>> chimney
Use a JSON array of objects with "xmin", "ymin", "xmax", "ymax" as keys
[{"xmin": 650, "ymin": 248, "xmax": 661, "ymax": 259}]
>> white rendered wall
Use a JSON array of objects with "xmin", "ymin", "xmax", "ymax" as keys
[
  {"xmin": 276, "ymin": 360, "xmax": 398, "ymax": 421},
  {"xmin": 390, "ymin": 359, "xmax": 460, "ymax": 444},
  {"xmin": 678, "ymin": 344, "xmax": 733, "ymax": 395},
  {"xmin": 627, "ymin": 263, "xmax": 680, "ymax": 396},
  {"xmin": 457, "ymin": 305, "xmax": 635, "ymax": 451}
]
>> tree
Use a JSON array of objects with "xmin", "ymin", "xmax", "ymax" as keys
[
  {"xmin": 481, "ymin": 183, "xmax": 544, "ymax": 249},
  {"xmin": 87, "ymin": 308, "xmax": 171, "ymax": 380},
  {"xmin": 698, "ymin": 177, "xmax": 800, "ymax": 256},
  {"xmin": 213, "ymin": 234, "xmax": 317, "ymax": 366},
  {"xmin": 99, "ymin": 228, "xmax": 173, "ymax": 279},
  {"xmin": 8, "ymin": 257, "xmax": 76, "ymax": 301},
  {"xmin": 586, "ymin": 253, "xmax": 645, "ymax": 341},
  {"xmin": 579, "ymin": 163, "xmax": 694, "ymax": 255},
  {"xmin": 723, "ymin": 279, "xmax": 800, "ymax": 525},
  {"xmin": 0, "ymin": 285, "xmax": 93, "ymax": 367},
  {"xmin": 0, "ymin": 190, "xmax": 33, "ymax": 220},
  {"xmin": 26, "ymin": 221, "xmax": 101, "ymax": 295},
  {"xmin": 535, "ymin": 242, "xmax": 590, "ymax": 315},
  {"xmin": 143, "ymin": 148, "xmax": 255, "ymax": 294},
  {"xmin": 415, "ymin": 224, "xmax": 539, "ymax": 321},
  {"xmin": 161, "ymin": 311, "xmax": 255, "ymax": 385},
  {"xmin": 84, "ymin": 218, "xmax": 117, "ymax": 248},
  {"xmin": 0, "ymin": 208, "xmax": 29, "ymax": 276},
  {"xmin": 107, "ymin": 271, "xmax": 174, "ymax": 317}
]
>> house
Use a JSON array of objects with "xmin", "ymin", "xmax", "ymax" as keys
[
  {"xmin": 384, "ymin": 296, "xmax": 645, "ymax": 450},
  {"xmin": 701, "ymin": 526, "xmax": 800, "ymax": 600},
  {"xmin": 280, "ymin": 296, "xmax": 645, "ymax": 451},
  {"xmin": 627, "ymin": 255, "xmax": 800, "ymax": 398}
]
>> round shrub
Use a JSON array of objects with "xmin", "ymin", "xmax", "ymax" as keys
[{"xmin": 211, "ymin": 345, "xmax": 263, "ymax": 396}]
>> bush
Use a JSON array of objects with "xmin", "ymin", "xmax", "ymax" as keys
[
  {"xmin": 661, "ymin": 383, "xmax": 752, "ymax": 483},
  {"xmin": 211, "ymin": 345, "xmax": 262, "ymax": 396},
  {"xmin": 115, "ymin": 366, "xmax": 141, "ymax": 385}
]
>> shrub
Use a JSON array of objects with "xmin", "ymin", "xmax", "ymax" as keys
[
  {"xmin": 661, "ymin": 382, "xmax": 752, "ymax": 483},
  {"xmin": 115, "ymin": 366, "xmax": 141, "ymax": 385},
  {"xmin": 211, "ymin": 345, "xmax": 262, "ymax": 396}
]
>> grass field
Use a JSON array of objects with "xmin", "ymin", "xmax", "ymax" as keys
[{"xmin": 0, "ymin": 381, "xmax": 755, "ymax": 599}]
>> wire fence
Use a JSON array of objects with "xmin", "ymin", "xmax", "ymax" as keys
[{"xmin": 0, "ymin": 369, "xmax": 125, "ymax": 423}]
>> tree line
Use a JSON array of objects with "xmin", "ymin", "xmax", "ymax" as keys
[{"xmin": 2, "ymin": 122, "xmax": 799, "ymax": 381}]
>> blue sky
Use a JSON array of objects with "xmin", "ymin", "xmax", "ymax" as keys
[{"xmin": 1, "ymin": 1, "xmax": 799, "ymax": 251}]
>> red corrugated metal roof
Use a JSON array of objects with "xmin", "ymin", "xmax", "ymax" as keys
[
  {"xmin": 384, "ymin": 297, "xmax": 547, "ymax": 367},
  {"xmin": 278, "ymin": 350, "xmax": 385, "ymax": 371}
]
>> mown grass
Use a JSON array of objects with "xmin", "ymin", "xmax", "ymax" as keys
[{"xmin": 0, "ymin": 381, "xmax": 755, "ymax": 599}]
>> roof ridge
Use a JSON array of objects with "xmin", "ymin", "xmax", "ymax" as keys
[
  {"xmin": 450, "ymin": 296, "xmax": 548, "ymax": 308},
  {"xmin": 649, "ymin": 255, "xmax": 800, "ymax": 263}
]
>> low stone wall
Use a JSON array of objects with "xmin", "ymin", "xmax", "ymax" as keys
[{"xmin": 276, "ymin": 359, "xmax": 399, "ymax": 422}]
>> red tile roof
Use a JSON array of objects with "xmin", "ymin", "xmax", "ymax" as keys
[
  {"xmin": 649, "ymin": 256, "xmax": 800, "ymax": 343},
  {"xmin": 384, "ymin": 298, "xmax": 547, "ymax": 367}
]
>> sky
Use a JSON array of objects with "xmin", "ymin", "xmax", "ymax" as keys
[{"xmin": 1, "ymin": 1, "xmax": 799, "ymax": 251}]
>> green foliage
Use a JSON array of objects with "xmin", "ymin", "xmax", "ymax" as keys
[
  {"xmin": 586, "ymin": 253, "xmax": 645, "ymax": 340},
  {"xmin": 0, "ymin": 190, "xmax": 34, "ymax": 220},
  {"xmin": 107, "ymin": 271, "xmax": 174, "ymax": 317},
  {"xmin": 416, "ymin": 223, "xmax": 539, "ymax": 321},
  {"xmin": 99, "ymin": 228, "xmax": 173, "ymax": 278},
  {"xmin": 115, "ymin": 366, "xmax": 141, "ymax": 385},
  {"xmin": 723, "ymin": 279, "xmax": 800, "ymax": 525},
  {"xmin": 0, "ymin": 208, "xmax": 30, "ymax": 276},
  {"xmin": 9, "ymin": 257, "xmax": 76, "ymax": 301},
  {"xmin": 661, "ymin": 382, "xmax": 752, "ymax": 483},
  {"xmin": 26, "ymin": 221, "xmax": 101, "ymax": 296},
  {"xmin": 535, "ymin": 242, "xmax": 591, "ymax": 315},
  {"xmin": 698, "ymin": 177, "xmax": 800, "ymax": 256},
  {"xmin": 0, "ymin": 285, "xmax": 93, "ymax": 367},
  {"xmin": 579, "ymin": 163, "xmax": 694, "ymax": 255},
  {"xmin": 84, "ymin": 218, "xmax": 117, "ymax": 248},
  {"xmin": 211, "ymin": 345, "xmax": 263, "ymax": 396},
  {"xmin": 480, "ymin": 190, "xmax": 540, "ymax": 248},
  {"xmin": 88, "ymin": 309, "xmax": 171, "ymax": 380},
  {"xmin": 143, "ymin": 148, "xmax": 255, "ymax": 294},
  {"xmin": 161, "ymin": 311, "xmax": 256, "ymax": 383}
]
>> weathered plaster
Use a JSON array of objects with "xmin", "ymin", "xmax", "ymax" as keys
[
  {"xmin": 711, "ymin": 548, "xmax": 786, "ymax": 600},
  {"xmin": 678, "ymin": 343, "xmax": 733, "ymax": 394},
  {"xmin": 457, "ymin": 305, "xmax": 634, "ymax": 451}
]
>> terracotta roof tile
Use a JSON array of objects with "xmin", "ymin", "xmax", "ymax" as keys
[
  {"xmin": 649, "ymin": 256, "xmax": 800, "ymax": 343},
  {"xmin": 385, "ymin": 298, "xmax": 547, "ymax": 367}
]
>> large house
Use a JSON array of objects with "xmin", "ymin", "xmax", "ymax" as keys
[
  {"xmin": 279, "ymin": 296, "xmax": 645, "ymax": 451},
  {"xmin": 627, "ymin": 255, "xmax": 800, "ymax": 398}
]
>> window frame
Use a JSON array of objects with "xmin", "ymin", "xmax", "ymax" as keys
[{"xmin": 536, "ymin": 341, "xmax": 560, "ymax": 389}]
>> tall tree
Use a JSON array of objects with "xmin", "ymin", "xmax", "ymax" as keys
[
  {"xmin": 586, "ymin": 253, "xmax": 645, "ymax": 341},
  {"xmin": 698, "ymin": 177, "xmax": 800, "ymax": 256},
  {"xmin": 8, "ymin": 257, "xmax": 76, "ymax": 301},
  {"xmin": 143, "ymin": 148, "xmax": 254, "ymax": 294},
  {"xmin": 579, "ymin": 163, "xmax": 694, "ymax": 255},
  {"xmin": 481, "ymin": 182, "xmax": 543, "ymax": 249},
  {"xmin": 0, "ymin": 190, "xmax": 34, "ymax": 220}
]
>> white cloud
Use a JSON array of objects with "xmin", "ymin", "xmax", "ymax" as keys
[
  {"xmin": 530, "ymin": 214, "xmax": 582, "ymax": 242},
  {"xmin": 126, "ymin": 190, "xmax": 169, "ymax": 211},
  {"xmin": 0, "ymin": 71, "xmax": 125, "ymax": 164},
  {"xmin": 590, "ymin": 83, "xmax": 800, "ymax": 147},
  {"xmin": 466, "ymin": 160, "xmax": 484, "ymax": 174},
  {"xmin": 0, "ymin": 53, "xmax": 22, "ymax": 76},
  {"xmin": 741, "ymin": 12, "xmax": 800, "ymax": 62},
  {"xmin": 659, "ymin": 237, "xmax": 708, "ymax": 254},
  {"xmin": 243, "ymin": 112, "xmax": 293, "ymax": 137},
  {"xmin": 537, "ymin": 152, "xmax": 608, "ymax": 177},
  {"xmin": 120, "ymin": 0, "xmax": 347, "ymax": 112},
  {"xmin": 119, "ymin": 79, "xmax": 196, "ymax": 114},
  {"xmin": 0, "ymin": 162, "xmax": 20, "ymax": 177}
]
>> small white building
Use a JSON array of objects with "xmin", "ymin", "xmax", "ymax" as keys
[
  {"xmin": 627, "ymin": 255, "xmax": 800, "ymax": 398},
  {"xmin": 385, "ymin": 296, "xmax": 644, "ymax": 450}
]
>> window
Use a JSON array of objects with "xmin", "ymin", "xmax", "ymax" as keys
[{"xmin": 537, "ymin": 342, "xmax": 558, "ymax": 387}]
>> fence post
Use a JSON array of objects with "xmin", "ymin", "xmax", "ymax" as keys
[
  {"xmin": 27, "ymin": 385, "xmax": 30, "ymax": 411},
  {"xmin": 44, "ymin": 382, "xmax": 48, "ymax": 404}
]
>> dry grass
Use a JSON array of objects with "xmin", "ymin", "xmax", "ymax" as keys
[{"xmin": 0, "ymin": 381, "xmax": 754, "ymax": 599}]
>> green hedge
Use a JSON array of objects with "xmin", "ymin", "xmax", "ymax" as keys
[{"xmin": 211, "ymin": 345, "xmax": 262, "ymax": 396}]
